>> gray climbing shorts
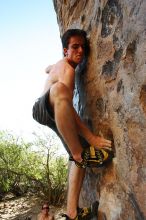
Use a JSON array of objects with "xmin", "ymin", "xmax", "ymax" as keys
[
  {"xmin": 32, "ymin": 89, "xmax": 54, "ymax": 126},
  {"xmin": 32, "ymin": 89, "xmax": 90, "ymax": 156}
]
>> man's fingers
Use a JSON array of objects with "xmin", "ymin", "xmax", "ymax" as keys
[
  {"xmin": 103, "ymin": 142, "xmax": 112, "ymax": 147},
  {"xmin": 102, "ymin": 139, "xmax": 111, "ymax": 144},
  {"xmin": 98, "ymin": 138, "xmax": 112, "ymax": 147},
  {"xmin": 100, "ymin": 139, "xmax": 111, "ymax": 146},
  {"xmin": 94, "ymin": 143, "xmax": 112, "ymax": 150},
  {"xmin": 92, "ymin": 136, "xmax": 112, "ymax": 149}
]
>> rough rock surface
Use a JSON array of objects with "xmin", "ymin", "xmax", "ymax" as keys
[{"xmin": 53, "ymin": 0, "xmax": 146, "ymax": 219}]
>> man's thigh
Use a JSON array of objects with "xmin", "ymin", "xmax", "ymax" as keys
[
  {"xmin": 32, "ymin": 88, "xmax": 90, "ymax": 157},
  {"xmin": 32, "ymin": 90, "xmax": 72, "ymax": 155}
]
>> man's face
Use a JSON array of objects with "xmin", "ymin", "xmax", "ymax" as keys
[
  {"xmin": 64, "ymin": 35, "xmax": 85, "ymax": 65},
  {"xmin": 42, "ymin": 205, "xmax": 49, "ymax": 215}
]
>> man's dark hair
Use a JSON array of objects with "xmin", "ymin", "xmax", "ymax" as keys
[{"xmin": 61, "ymin": 29, "xmax": 89, "ymax": 56}]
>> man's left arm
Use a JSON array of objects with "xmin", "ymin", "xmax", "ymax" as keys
[{"xmin": 73, "ymin": 109, "xmax": 111, "ymax": 149}]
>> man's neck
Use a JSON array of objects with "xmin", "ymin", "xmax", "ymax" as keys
[{"xmin": 64, "ymin": 57, "xmax": 77, "ymax": 69}]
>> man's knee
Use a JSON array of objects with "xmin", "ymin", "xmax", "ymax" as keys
[{"xmin": 50, "ymin": 82, "xmax": 71, "ymax": 101}]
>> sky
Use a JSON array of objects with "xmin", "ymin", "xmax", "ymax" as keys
[{"xmin": 0, "ymin": 0, "xmax": 63, "ymax": 142}]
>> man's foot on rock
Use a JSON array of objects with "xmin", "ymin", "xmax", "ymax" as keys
[
  {"xmin": 77, "ymin": 200, "xmax": 99, "ymax": 219},
  {"xmin": 70, "ymin": 146, "xmax": 114, "ymax": 168},
  {"xmin": 61, "ymin": 201, "xmax": 99, "ymax": 219}
]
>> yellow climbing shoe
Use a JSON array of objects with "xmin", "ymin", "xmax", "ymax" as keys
[{"xmin": 70, "ymin": 146, "xmax": 114, "ymax": 168}]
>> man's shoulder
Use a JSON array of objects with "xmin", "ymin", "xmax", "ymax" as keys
[{"xmin": 57, "ymin": 59, "xmax": 75, "ymax": 72}]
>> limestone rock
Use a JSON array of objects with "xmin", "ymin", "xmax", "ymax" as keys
[{"xmin": 53, "ymin": 0, "xmax": 146, "ymax": 219}]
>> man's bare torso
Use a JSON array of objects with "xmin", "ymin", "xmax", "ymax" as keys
[{"xmin": 42, "ymin": 58, "xmax": 75, "ymax": 99}]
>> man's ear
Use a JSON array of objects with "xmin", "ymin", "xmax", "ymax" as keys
[{"xmin": 63, "ymin": 48, "xmax": 68, "ymax": 56}]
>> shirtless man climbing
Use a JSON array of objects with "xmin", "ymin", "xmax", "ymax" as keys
[{"xmin": 33, "ymin": 29, "xmax": 114, "ymax": 219}]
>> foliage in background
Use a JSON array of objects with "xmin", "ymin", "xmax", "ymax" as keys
[{"xmin": 0, "ymin": 129, "xmax": 68, "ymax": 205}]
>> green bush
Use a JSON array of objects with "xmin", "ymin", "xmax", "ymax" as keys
[{"xmin": 0, "ymin": 129, "xmax": 68, "ymax": 205}]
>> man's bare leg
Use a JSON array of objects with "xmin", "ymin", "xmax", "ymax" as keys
[
  {"xmin": 50, "ymin": 82, "xmax": 83, "ymax": 162},
  {"xmin": 49, "ymin": 82, "xmax": 86, "ymax": 218},
  {"xmin": 67, "ymin": 163, "xmax": 86, "ymax": 218}
]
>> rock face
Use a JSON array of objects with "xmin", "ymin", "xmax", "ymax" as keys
[{"xmin": 53, "ymin": 0, "xmax": 146, "ymax": 219}]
